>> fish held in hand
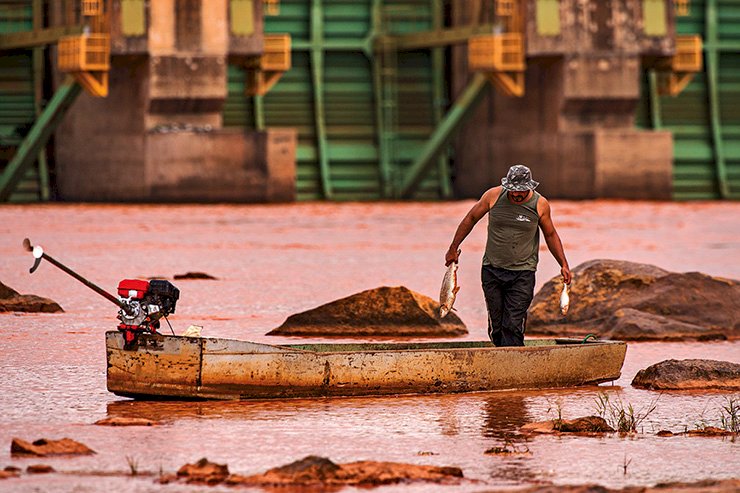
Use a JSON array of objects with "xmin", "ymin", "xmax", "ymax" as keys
[
  {"xmin": 559, "ymin": 282, "xmax": 570, "ymax": 316},
  {"xmin": 439, "ymin": 255, "xmax": 461, "ymax": 318}
]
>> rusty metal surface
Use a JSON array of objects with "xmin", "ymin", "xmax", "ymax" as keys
[{"xmin": 106, "ymin": 332, "xmax": 627, "ymax": 400}]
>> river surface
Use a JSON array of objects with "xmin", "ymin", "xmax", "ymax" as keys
[{"xmin": 0, "ymin": 201, "xmax": 738, "ymax": 492}]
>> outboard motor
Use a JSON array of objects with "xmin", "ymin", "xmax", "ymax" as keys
[
  {"xmin": 23, "ymin": 238, "xmax": 179, "ymax": 347},
  {"xmin": 117, "ymin": 279, "xmax": 179, "ymax": 344}
]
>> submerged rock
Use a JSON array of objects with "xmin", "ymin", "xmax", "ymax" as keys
[
  {"xmin": 26, "ymin": 464, "xmax": 54, "ymax": 474},
  {"xmin": 10, "ymin": 438, "xmax": 95, "ymax": 457},
  {"xmin": 520, "ymin": 416, "xmax": 614, "ymax": 434},
  {"xmin": 0, "ymin": 469, "xmax": 19, "ymax": 480},
  {"xmin": 632, "ymin": 359, "xmax": 740, "ymax": 390},
  {"xmin": 226, "ymin": 455, "xmax": 463, "ymax": 486},
  {"xmin": 167, "ymin": 456, "xmax": 463, "ymax": 487},
  {"xmin": 177, "ymin": 458, "xmax": 229, "ymax": 484},
  {"xmin": 173, "ymin": 272, "xmax": 217, "ymax": 280},
  {"xmin": 268, "ymin": 286, "xmax": 467, "ymax": 337},
  {"xmin": 0, "ymin": 281, "xmax": 63, "ymax": 313},
  {"xmin": 527, "ymin": 259, "xmax": 740, "ymax": 341},
  {"xmin": 685, "ymin": 427, "xmax": 735, "ymax": 437},
  {"xmin": 94, "ymin": 417, "xmax": 160, "ymax": 426}
]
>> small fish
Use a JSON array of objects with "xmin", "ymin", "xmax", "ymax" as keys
[
  {"xmin": 559, "ymin": 282, "xmax": 570, "ymax": 316},
  {"xmin": 439, "ymin": 252, "xmax": 461, "ymax": 318},
  {"xmin": 182, "ymin": 325, "xmax": 203, "ymax": 338}
]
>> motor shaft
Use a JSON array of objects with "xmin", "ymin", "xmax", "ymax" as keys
[{"xmin": 23, "ymin": 238, "xmax": 131, "ymax": 314}]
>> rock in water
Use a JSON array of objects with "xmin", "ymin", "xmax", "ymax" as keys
[
  {"xmin": 10, "ymin": 438, "xmax": 95, "ymax": 457},
  {"xmin": 527, "ymin": 259, "xmax": 740, "ymax": 340},
  {"xmin": 173, "ymin": 272, "xmax": 217, "ymax": 280},
  {"xmin": 0, "ymin": 281, "xmax": 63, "ymax": 313},
  {"xmin": 268, "ymin": 286, "xmax": 467, "ymax": 337},
  {"xmin": 632, "ymin": 359, "xmax": 740, "ymax": 390},
  {"xmin": 520, "ymin": 416, "xmax": 614, "ymax": 434},
  {"xmin": 225, "ymin": 455, "xmax": 463, "ymax": 486},
  {"xmin": 177, "ymin": 458, "xmax": 229, "ymax": 484},
  {"xmin": 94, "ymin": 417, "xmax": 159, "ymax": 426}
]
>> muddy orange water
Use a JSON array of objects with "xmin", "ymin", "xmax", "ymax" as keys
[{"xmin": 1, "ymin": 201, "xmax": 738, "ymax": 492}]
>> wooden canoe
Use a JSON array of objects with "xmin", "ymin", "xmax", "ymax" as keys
[{"xmin": 105, "ymin": 332, "xmax": 626, "ymax": 400}]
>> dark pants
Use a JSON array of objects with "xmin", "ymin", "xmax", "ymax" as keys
[{"xmin": 481, "ymin": 265, "xmax": 536, "ymax": 347}]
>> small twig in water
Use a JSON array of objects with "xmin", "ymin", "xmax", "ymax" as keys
[
  {"xmin": 622, "ymin": 454, "xmax": 632, "ymax": 476},
  {"xmin": 125, "ymin": 455, "xmax": 139, "ymax": 476}
]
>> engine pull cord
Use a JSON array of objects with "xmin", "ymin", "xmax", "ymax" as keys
[{"xmin": 163, "ymin": 315, "xmax": 176, "ymax": 336}]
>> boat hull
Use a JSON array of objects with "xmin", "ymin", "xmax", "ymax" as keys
[{"xmin": 105, "ymin": 332, "xmax": 627, "ymax": 400}]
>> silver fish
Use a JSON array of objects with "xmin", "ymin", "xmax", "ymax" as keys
[
  {"xmin": 439, "ymin": 254, "xmax": 461, "ymax": 318},
  {"xmin": 559, "ymin": 282, "xmax": 570, "ymax": 316}
]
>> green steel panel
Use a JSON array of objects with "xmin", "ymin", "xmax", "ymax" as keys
[
  {"xmin": 223, "ymin": 64, "xmax": 256, "ymax": 127},
  {"xmin": 536, "ymin": 0, "xmax": 561, "ymax": 36},
  {"xmin": 224, "ymin": 0, "xmax": 445, "ymax": 200},
  {"xmin": 637, "ymin": 0, "xmax": 740, "ymax": 199},
  {"xmin": 0, "ymin": 0, "xmax": 54, "ymax": 202}
]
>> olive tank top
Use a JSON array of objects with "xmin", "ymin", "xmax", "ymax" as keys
[{"xmin": 483, "ymin": 190, "xmax": 541, "ymax": 271}]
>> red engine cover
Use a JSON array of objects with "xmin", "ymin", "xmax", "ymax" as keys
[{"xmin": 117, "ymin": 279, "xmax": 150, "ymax": 299}]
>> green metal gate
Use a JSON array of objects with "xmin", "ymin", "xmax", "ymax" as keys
[
  {"xmin": 638, "ymin": 0, "xmax": 740, "ymax": 199},
  {"xmin": 0, "ymin": 0, "xmax": 48, "ymax": 202},
  {"xmin": 223, "ymin": 0, "xmax": 450, "ymax": 200}
]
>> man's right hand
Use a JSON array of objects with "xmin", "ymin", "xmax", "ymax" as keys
[{"xmin": 445, "ymin": 247, "xmax": 460, "ymax": 266}]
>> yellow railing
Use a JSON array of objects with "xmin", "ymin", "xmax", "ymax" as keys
[
  {"xmin": 674, "ymin": 0, "xmax": 690, "ymax": 16},
  {"xmin": 656, "ymin": 34, "xmax": 702, "ymax": 96},
  {"xmin": 57, "ymin": 1, "xmax": 110, "ymax": 97},
  {"xmin": 264, "ymin": 0, "xmax": 280, "ymax": 16},
  {"xmin": 82, "ymin": 0, "xmax": 103, "ymax": 16},
  {"xmin": 261, "ymin": 34, "xmax": 291, "ymax": 71},
  {"xmin": 672, "ymin": 34, "xmax": 702, "ymax": 72},
  {"xmin": 495, "ymin": 0, "xmax": 514, "ymax": 16},
  {"xmin": 245, "ymin": 34, "xmax": 292, "ymax": 96},
  {"xmin": 58, "ymin": 34, "xmax": 110, "ymax": 72},
  {"xmin": 468, "ymin": 33, "xmax": 525, "ymax": 97},
  {"xmin": 468, "ymin": 33, "xmax": 524, "ymax": 72}
]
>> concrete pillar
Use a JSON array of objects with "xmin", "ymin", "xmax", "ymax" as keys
[
  {"xmin": 56, "ymin": 0, "xmax": 294, "ymax": 202},
  {"xmin": 453, "ymin": 0, "xmax": 676, "ymax": 199}
]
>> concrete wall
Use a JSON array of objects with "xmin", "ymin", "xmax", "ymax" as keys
[
  {"xmin": 452, "ymin": 0, "xmax": 676, "ymax": 200},
  {"xmin": 56, "ymin": 0, "xmax": 294, "ymax": 202}
]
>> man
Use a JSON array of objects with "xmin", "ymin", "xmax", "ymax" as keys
[{"xmin": 445, "ymin": 165, "xmax": 571, "ymax": 347}]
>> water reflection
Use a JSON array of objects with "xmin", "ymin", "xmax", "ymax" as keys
[{"xmin": 481, "ymin": 393, "xmax": 531, "ymax": 439}]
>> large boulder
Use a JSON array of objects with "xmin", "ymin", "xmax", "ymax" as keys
[
  {"xmin": 632, "ymin": 359, "xmax": 740, "ymax": 390},
  {"xmin": 0, "ymin": 282, "xmax": 63, "ymax": 313},
  {"xmin": 268, "ymin": 286, "xmax": 467, "ymax": 337},
  {"xmin": 527, "ymin": 260, "xmax": 739, "ymax": 340}
]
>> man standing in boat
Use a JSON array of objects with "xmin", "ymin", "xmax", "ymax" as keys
[{"xmin": 445, "ymin": 165, "xmax": 571, "ymax": 347}]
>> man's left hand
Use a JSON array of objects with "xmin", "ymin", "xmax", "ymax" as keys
[{"xmin": 561, "ymin": 265, "xmax": 572, "ymax": 285}]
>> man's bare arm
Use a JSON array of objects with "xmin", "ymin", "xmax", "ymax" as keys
[
  {"xmin": 445, "ymin": 187, "xmax": 500, "ymax": 265},
  {"xmin": 538, "ymin": 198, "xmax": 572, "ymax": 284}
]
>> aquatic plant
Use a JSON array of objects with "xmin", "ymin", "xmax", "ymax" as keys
[
  {"xmin": 719, "ymin": 397, "xmax": 739, "ymax": 433},
  {"xmin": 594, "ymin": 392, "xmax": 658, "ymax": 433},
  {"xmin": 545, "ymin": 398, "xmax": 565, "ymax": 430}
]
